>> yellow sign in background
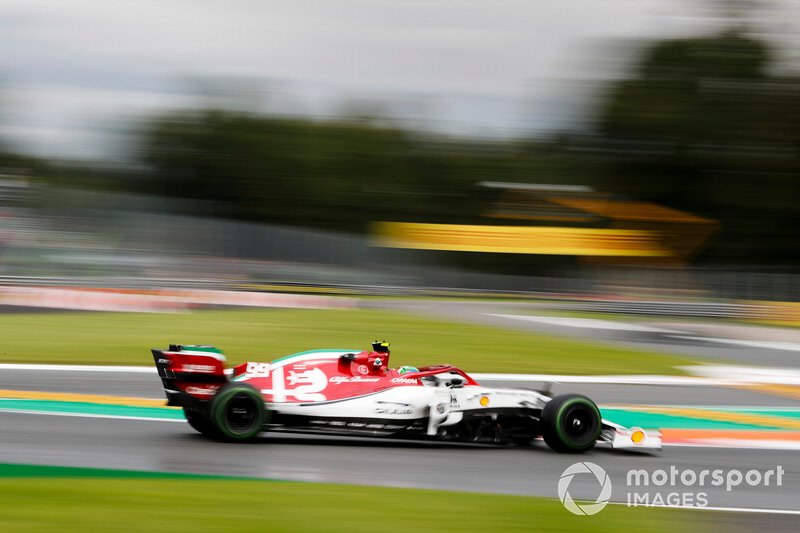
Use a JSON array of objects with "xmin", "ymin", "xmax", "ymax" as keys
[{"xmin": 373, "ymin": 222, "xmax": 672, "ymax": 257}]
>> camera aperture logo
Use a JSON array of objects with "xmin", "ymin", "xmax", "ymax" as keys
[
  {"xmin": 558, "ymin": 462, "xmax": 612, "ymax": 516},
  {"xmin": 558, "ymin": 462, "xmax": 785, "ymax": 514}
]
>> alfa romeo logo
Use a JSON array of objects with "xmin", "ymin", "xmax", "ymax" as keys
[{"xmin": 558, "ymin": 462, "xmax": 612, "ymax": 516}]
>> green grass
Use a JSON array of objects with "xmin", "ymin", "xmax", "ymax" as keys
[
  {"xmin": 0, "ymin": 475, "xmax": 707, "ymax": 533},
  {"xmin": 0, "ymin": 308, "xmax": 693, "ymax": 374}
]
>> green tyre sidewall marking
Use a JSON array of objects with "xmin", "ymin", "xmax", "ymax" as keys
[
  {"xmin": 551, "ymin": 396, "xmax": 601, "ymax": 452},
  {"xmin": 210, "ymin": 385, "xmax": 269, "ymax": 441},
  {"xmin": 554, "ymin": 397, "xmax": 601, "ymax": 450}
]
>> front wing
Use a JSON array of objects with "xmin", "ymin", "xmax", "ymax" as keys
[{"xmin": 601, "ymin": 421, "xmax": 662, "ymax": 451}]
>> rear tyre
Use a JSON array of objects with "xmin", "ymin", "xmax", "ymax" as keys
[
  {"xmin": 183, "ymin": 407, "xmax": 218, "ymax": 437},
  {"xmin": 209, "ymin": 383, "xmax": 269, "ymax": 441},
  {"xmin": 540, "ymin": 394, "xmax": 601, "ymax": 453}
]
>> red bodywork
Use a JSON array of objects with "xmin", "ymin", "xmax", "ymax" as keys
[
  {"xmin": 230, "ymin": 350, "xmax": 479, "ymax": 404},
  {"xmin": 160, "ymin": 347, "xmax": 478, "ymax": 405}
]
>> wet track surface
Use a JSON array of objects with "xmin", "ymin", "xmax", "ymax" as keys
[
  {"xmin": 2, "ymin": 368, "xmax": 799, "ymax": 406},
  {"xmin": 0, "ymin": 409, "xmax": 798, "ymax": 513},
  {"xmin": 0, "ymin": 369, "xmax": 165, "ymax": 398},
  {"xmin": 3, "ymin": 301, "xmax": 800, "ymax": 526},
  {"xmin": 1, "ymin": 368, "xmax": 799, "ymax": 516}
]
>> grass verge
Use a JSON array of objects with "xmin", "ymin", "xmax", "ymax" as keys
[
  {"xmin": 0, "ymin": 308, "xmax": 692, "ymax": 374},
  {"xmin": 0, "ymin": 468, "xmax": 708, "ymax": 533}
]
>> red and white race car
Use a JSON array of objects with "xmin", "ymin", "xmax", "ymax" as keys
[{"xmin": 152, "ymin": 342, "xmax": 660, "ymax": 453}]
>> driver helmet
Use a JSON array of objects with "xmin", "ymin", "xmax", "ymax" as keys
[
  {"xmin": 370, "ymin": 341, "xmax": 391, "ymax": 368},
  {"xmin": 397, "ymin": 365, "xmax": 419, "ymax": 375}
]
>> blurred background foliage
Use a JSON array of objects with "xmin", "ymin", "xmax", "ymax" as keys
[
  {"xmin": 3, "ymin": 25, "xmax": 800, "ymax": 267},
  {"xmin": 588, "ymin": 29, "xmax": 800, "ymax": 265}
]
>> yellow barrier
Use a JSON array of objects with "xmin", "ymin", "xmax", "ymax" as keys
[
  {"xmin": 373, "ymin": 222, "xmax": 672, "ymax": 257},
  {"xmin": 744, "ymin": 301, "xmax": 800, "ymax": 327}
]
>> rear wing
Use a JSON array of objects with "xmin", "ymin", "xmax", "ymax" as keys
[{"xmin": 152, "ymin": 345, "xmax": 229, "ymax": 406}]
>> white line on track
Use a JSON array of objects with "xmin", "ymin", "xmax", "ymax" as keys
[
  {"xmin": 0, "ymin": 409, "xmax": 184, "ymax": 422},
  {"xmin": 606, "ymin": 500, "xmax": 800, "ymax": 515},
  {"xmin": 673, "ymin": 335, "xmax": 800, "ymax": 352},
  {"xmin": 486, "ymin": 313, "xmax": 686, "ymax": 334},
  {"xmin": 663, "ymin": 441, "xmax": 800, "ymax": 451},
  {"xmin": 600, "ymin": 403, "xmax": 800, "ymax": 411},
  {"xmin": 471, "ymin": 373, "xmax": 733, "ymax": 386},
  {"xmin": 684, "ymin": 365, "xmax": 800, "ymax": 385},
  {"xmin": 0, "ymin": 364, "xmax": 732, "ymax": 385},
  {"xmin": 0, "ymin": 363, "xmax": 776, "ymax": 386},
  {"xmin": 4, "ymin": 409, "xmax": 800, "ymax": 451}
]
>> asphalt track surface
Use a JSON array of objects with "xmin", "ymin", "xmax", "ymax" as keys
[
  {"xmin": 1, "ymin": 408, "xmax": 799, "ymax": 524},
  {"xmin": 0, "ymin": 407, "xmax": 798, "ymax": 508},
  {"xmin": 1, "ymin": 368, "xmax": 799, "ymax": 517},
  {"xmin": 3, "ymin": 301, "xmax": 800, "ymax": 527},
  {"xmin": 1, "ymin": 367, "xmax": 798, "ymax": 407}
]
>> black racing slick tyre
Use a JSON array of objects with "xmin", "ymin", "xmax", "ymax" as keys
[
  {"xmin": 540, "ymin": 394, "xmax": 601, "ymax": 453},
  {"xmin": 209, "ymin": 383, "xmax": 269, "ymax": 441},
  {"xmin": 183, "ymin": 407, "xmax": 219, "ymax": 437}
]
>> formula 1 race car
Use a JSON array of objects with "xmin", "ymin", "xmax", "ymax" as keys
[{"xmin": 152, "ymin": 342, "xmax": 661, "ymax": 453}]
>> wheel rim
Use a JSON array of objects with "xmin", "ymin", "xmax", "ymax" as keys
[
  {"xmin": 561, "ymin": 404, "xmax": 597, "ymax": 443},
  {"xmin": 225, "ymin": 393, "xmax": 258, "ymax": 433}
]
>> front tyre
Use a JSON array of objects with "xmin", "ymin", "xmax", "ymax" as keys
[
  {"xmin": 540, "ymin": 394, "xmax": 601, "ymax": 453},
  {"xmin": 209, "ymin": 383, "xmax": 269, "ymax": 441}
]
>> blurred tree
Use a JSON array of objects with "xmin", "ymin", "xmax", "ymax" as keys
[
  {"xmin": 137, "ymin": 25, "xmax": 800, "ymax": 267},
  {"xmin": 589, "ymin": 29, "xmax": 800, "ymax": 264},
  {"xmin": 137, "ymin": 108, "xmax": 564, "ymax": 232}
]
